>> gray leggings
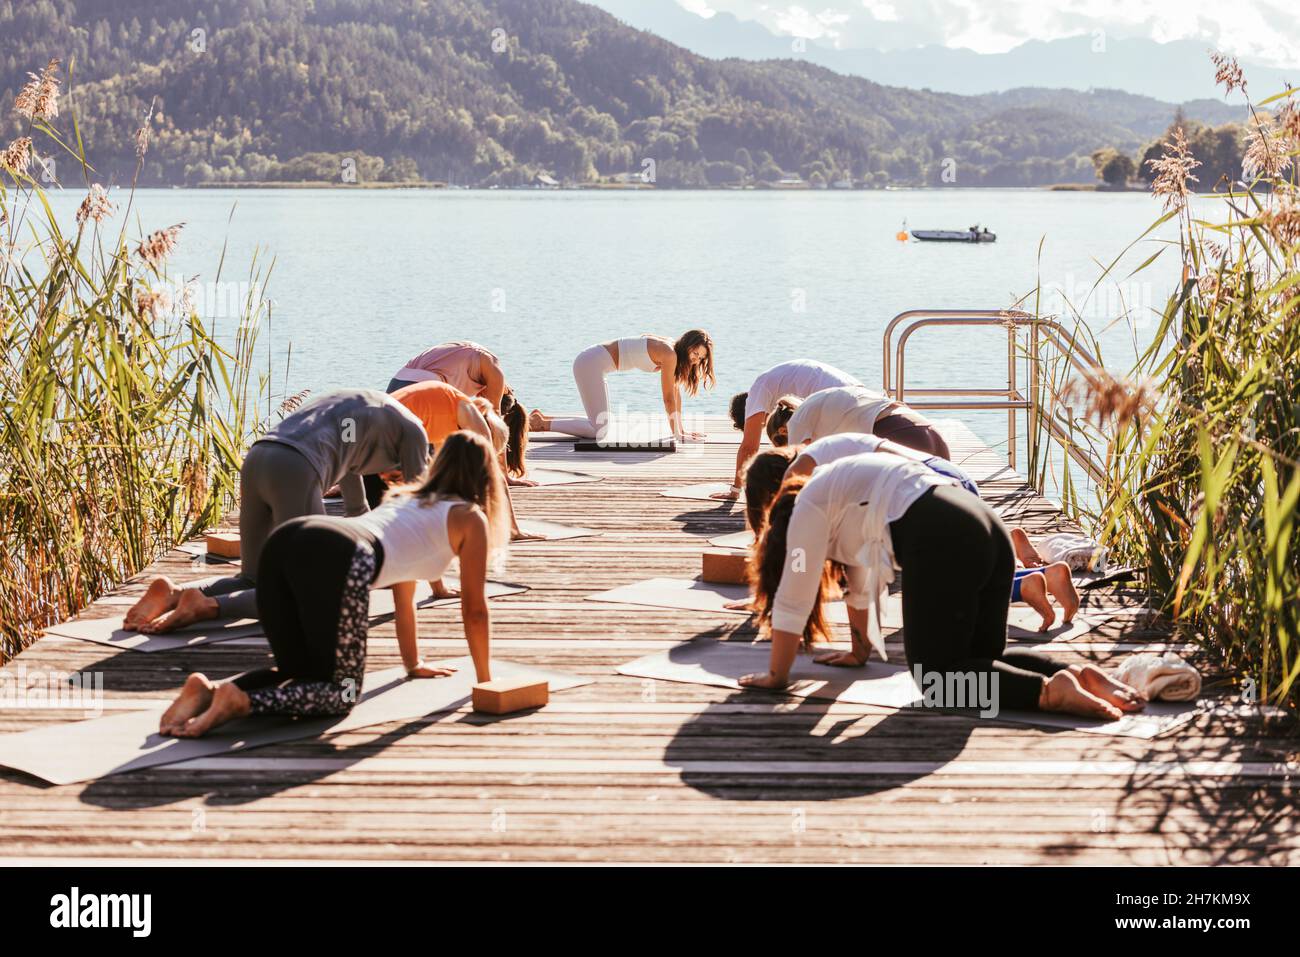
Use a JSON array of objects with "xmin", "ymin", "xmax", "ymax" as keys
[{"xmin": 201, "ymin": 441, "xmax": 324, "ymax": 619}]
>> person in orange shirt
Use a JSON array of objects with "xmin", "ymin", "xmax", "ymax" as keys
[{"xmin": 365, "ymin": 382, "xmax": 541, "ymax": 550}]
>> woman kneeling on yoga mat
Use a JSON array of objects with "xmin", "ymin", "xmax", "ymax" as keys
[
  {"xmin": 528, "ymin": 330, "xmax": 715, "ymax": 442},
  {"xmin": 738, "ymin": 453, "xmax": 1145, "ymax": 720},
  {"xmin": 765, "ymin": 385, "xmax": 951, "ymax": 460},
  {"xmin": 740, "ymin": 439, "xmax": 1077, "ymax": 629},
  {"xmin": 159, "ymin": 432, "xmax": 510, "ymax": 738}
]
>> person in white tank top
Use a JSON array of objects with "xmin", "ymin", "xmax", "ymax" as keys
[
  {"xmin": 156, "ymin": 432, "xmax": 513, "ymax": 738},
  {"xmin": 529, "ymin": 330, "xmax": 716, "ymax": 441}
]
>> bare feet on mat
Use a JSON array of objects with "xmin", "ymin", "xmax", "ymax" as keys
[
  {"xmin": 1050, "ymin": 564, "xmax": 1081, "ymax": 624},
  {"xmin": 175, "ymin": 682, "xmax": 251, "ymax": 737},
  {"xmin": 1038, "ymin": 670, "xmax": 1123, "ymax": 720},
  {"xmin": 138, "ymin": 587, "xmax": 221, "ymax": 633},
  {"xmin": 124, "ymin": 576, "xmax": 181, "ymax": 630},
  {"xmin": 1070, "ymin": 664, "xmax": 1146, "ymax": 712},
  {"xmin": 528, "ymin": 409, "xmax": 549, "ymax": 431},
  {"xmin": 160, "ymin": 673, "xmax": 215, "ymax": 735},
  {"xmin": 511, "ymin": 527, "xmax": 546, "ymax": 542},
  {"xmin": 722, "ymin": 597, "xmax": 755, "ymax": 611},
  {"xmin": 507, "ymin": 476, "xmax": 539, "ymax": 487},
  {"xmin": 1018, "ymin": 574, "xmax": 1055, "ymax": 632},
  {"xmin": 709, "ymin": 488, "xmax": 739, "ymax": 501}
]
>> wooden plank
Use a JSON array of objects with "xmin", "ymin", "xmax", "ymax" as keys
[{"xmin": 0, "ymin": 415, "xmax": 1293, "ymax": 864}]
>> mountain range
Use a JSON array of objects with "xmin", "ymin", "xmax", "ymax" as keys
[
  {"xmin": 0, "ymin": 0, "xmax": 1252, "ymax": 188},
  {"xmin": 593, "ymin": 0, "xmax": 1297, "ymax": 103}
]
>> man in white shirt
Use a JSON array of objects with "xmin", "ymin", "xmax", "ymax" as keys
[{"xmin": 716, "ymin": 359, "xmax": 861, "ymax": 499}]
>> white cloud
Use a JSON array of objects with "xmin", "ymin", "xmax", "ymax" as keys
[{"xmin": 676, "ymin": 0, "xmax": 1300, "ymax": 66}]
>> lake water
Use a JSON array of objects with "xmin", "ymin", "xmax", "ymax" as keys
[{"xmin": 43, "ymin": 187, "xmax": 1186, "ymax": 472}]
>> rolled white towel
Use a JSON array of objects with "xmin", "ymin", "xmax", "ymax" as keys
[
  {"xmin": 1114, "ymin": 652, "xmax": 1202, "ymax": 702},
  {"xmin": 1039, "ymin": 532, "xmax": 1108, "ymax": 572}
]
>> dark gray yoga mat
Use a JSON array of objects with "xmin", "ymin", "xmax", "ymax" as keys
[
  {"xmin": 0, "ymin": 659, "xmax": 593, "ymax": 785},
  {"xmin": 617, "ymin": 641, "xmax": 1201, "ymax": 738}
]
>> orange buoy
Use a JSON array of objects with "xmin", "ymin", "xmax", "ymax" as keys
[{"xmin": 895, "ymin": 230, "xmax": 909, "ymax": 242}]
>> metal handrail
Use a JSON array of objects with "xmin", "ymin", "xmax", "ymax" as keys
[{"xmin": 882, "ymin": 310, "xmax": 1108, "ymax": 486}]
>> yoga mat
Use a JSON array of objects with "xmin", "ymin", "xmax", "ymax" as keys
[
  {"xmin": 514, "ymin": 519, "xmax": 599, "ymax": 542},
  {"xmin": 587, "ymin": 579, "xmax": 1106, "ymax": 643},
  {"xmin": 368, "ymin": 578, "xmax": 529, "ymax": 616},
  {"xmin": 660, "ymin": 483, "xmax": 746, "ymax": 503},
  {"xmin": 514, "ymin": 468, "xmax": 603, "ymax": 487},
  {"xmin": 42, "ymin": 613, "xmax": 264, "ymax": 653},
  {"xmin": 175, "ymin": 541, "xmax": 240, "ymax": 565},
  {"xmin": 709, "ymin": 530, "xmax": 755, "ymax": 550},
  {"xmin": 617, "ymin": 641, "xmax": 1200, "ymax": 738},
  {"xmin": 586, "ymin": 577, "xmax": 850, "ymax": 625},
  {"xmin": 0, "ymin": 660, "xmax": 593, "ymax": 785}
]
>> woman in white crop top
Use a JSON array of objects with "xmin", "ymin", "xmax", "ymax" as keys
[
  {"xmin": 156, "ymin": 432, "xmax": 511, "ymax": 738},
  {"xmin": 528, "ymin": 330, "xmax": 716, "ymax": 441}
]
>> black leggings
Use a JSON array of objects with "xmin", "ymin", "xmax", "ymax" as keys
[
  {"xmin": 236, "ymin": 516, "xmax": 384, "ymax": 716},
  {"xmin": 889, "ymin": 485, "xmax": 1064, "ymax": 710}
]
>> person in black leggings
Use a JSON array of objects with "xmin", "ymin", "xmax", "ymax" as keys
[
  {"xmin": 889, "ymin": 484, "xmax": 1060, "ymax": 710},
  {"xmin": 738, "ymin": 454, "xmax": 1146, "ymax": 719},
  {"xmin": 157, "ymin": 431, "xmax": 510, "ymax": 737}
]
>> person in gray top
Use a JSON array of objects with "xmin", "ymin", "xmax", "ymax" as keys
[{"xmin": 124, "ymin": 389, "xmax": 429, "ymax": 633}]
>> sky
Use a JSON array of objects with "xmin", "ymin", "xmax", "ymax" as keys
[{"xmin": 654, "ymin": 0, "xmax": 1300, "ymax": 67}]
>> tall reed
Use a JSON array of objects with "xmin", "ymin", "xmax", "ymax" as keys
[
  {"xmin": 1, "ymin": 60, "xmax": 273, "ymax": 661},
  {"xmin": 1027, "ymin": 61, "xmax": 1299, "ymax": 711}
]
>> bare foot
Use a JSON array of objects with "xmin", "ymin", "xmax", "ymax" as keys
[
  {"xmin": 511, "ymin": 528, "xmax": 546, "ymax": 542},
  {"xmin": 1018, "ymin": 573, "xmax": 1055, "ymax": 632},
  {"xmin": 528, "ymin": 409, "xmax": 549, "ymax": 431},
  {"xmin": 1070, "ymin": 664, "xmax": 1146, "ymax": 712},
  {"xmin": 1045, "ymin": 563, "xmax": 1081, "ymax": 623},
  {"xmin": 160, "ymin": 673, "xmax": 215, "ymax": 735},
  {"xmin": 507, "ymin": 476, "xmax": 539, "ymax": 488},
  {"xmin": 1039, "ymin": 671, "xmax": 1122, "ymax": 720},
  {"xmin": 722, "ymin": 598, "xmax": 755, "ymax": 611},
  {"xmin": 175, "ymin": 682, "xmax": 251, "ymax": 738},
  {"xmin": 124, "ymin": 577, "xmax": 181, "ymax": 630},
  {"xmin": 138, "ymin": 588, "xmax": 221, "ymax": 633}
]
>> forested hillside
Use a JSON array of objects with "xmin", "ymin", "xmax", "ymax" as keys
[{"xmin": 0, "ymin": 0, "xmax": 1244, "ymax": 187}]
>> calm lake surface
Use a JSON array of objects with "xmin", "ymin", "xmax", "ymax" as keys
[{"xmin": 47, "ymin": 187, "xmax": 1186, "ymax": 464}]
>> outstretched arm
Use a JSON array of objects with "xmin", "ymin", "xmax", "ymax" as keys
[
  {"xmin": 450, "ymin": 506, "xmax": 493, "ymax": 683},
  {"xmin": 712, "ymin": 413, "xmax": 766, "ymax": 499}
]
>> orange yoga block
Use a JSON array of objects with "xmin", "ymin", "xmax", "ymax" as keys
[
  {"xmin": 701, "ymin": 549, "xmax": 748, "ymax": 585},
  {"xmin": 472, "ymin": 678, "xmax": 549, "ymax": 715},
  {"xmin": 205, "ymin": 532, "xmax": 242, "ymax": 559}
]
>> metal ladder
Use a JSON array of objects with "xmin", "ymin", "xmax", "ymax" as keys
[{"xmin": 882, "ymin": 309, "xmax": 1109, "ymax": 486}]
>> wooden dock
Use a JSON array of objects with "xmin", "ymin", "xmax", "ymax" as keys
[{"xmin": 1, "ymin": 418, "xmax": 1295, "ymax": 864}]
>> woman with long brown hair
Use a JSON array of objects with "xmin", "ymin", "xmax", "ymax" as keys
[
  {"xmin": 739, "ymin": 452, "xmax": 1147, "ymax": 720},
  {"xmin": 528, "ymin": 330, "xmax": 715, "ymax": 441},
  {"xmin": 158, "ymin": 431, "xmax": 510, "ymax": 738}
]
